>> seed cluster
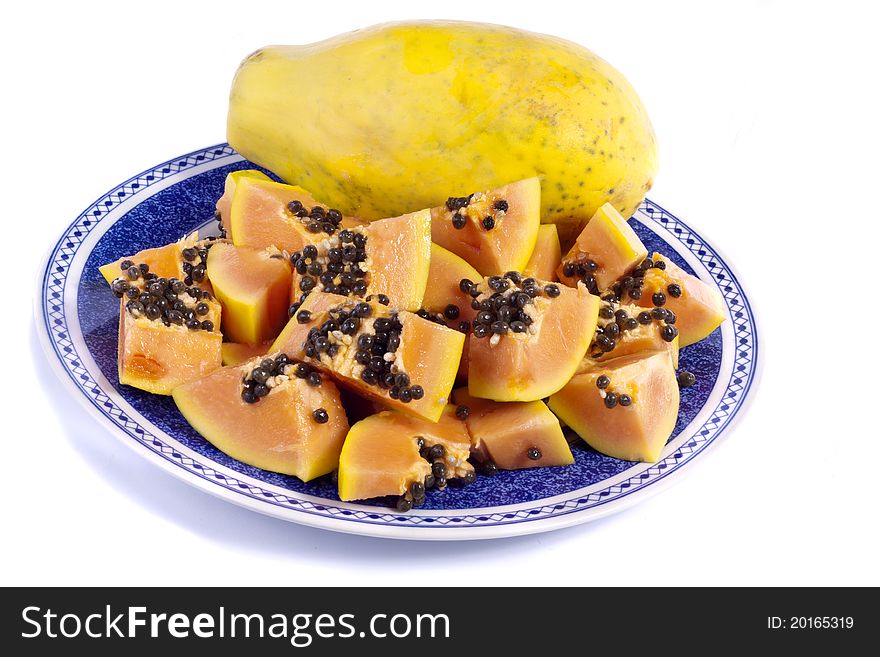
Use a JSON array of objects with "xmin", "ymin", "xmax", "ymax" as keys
[
  {"xmin": 395, "ymin": 438, "xmax": 479, "ymax": 512},
  {"xmin": 240, "ymin": 354, "xmax": 327, "ymax": 415},
  {"xmin": 301, "ymin": 303, "xmax": 425, "ymax": 403},
  {"xmin": 444, "ymin": 192, "xmax": 509, "ymax": 232},
  {"xmin": 590, "ymin": 300, "xmax": 679, "ymax": 359},
  {"xmin": 111, "ymin": 259, "xmax": 215, "ymax": 331},
  {"xmin": 285, "ymin": 199, "xmax": 345, "ymax": 236},
  {"xmin": 288, "ymin": 230, "xmax": 369, "ymax": 315},
  {"xmin": 595, "ymin": 374, "xmax": 633, "ymax": 409},
  {"xmin": 461, "ymin": 273, "xmax": 558, "ymax": 343}
]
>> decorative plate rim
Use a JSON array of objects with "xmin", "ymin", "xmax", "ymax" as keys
[{"xmin": 34, "ymin": 142, "xmax": 761, "ymax": 540}]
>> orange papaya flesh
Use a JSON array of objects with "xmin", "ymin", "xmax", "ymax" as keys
[
  {"xmin": 431, "ymin": 177, "xmax": 541, "ymax": 275},
  {"xmin": 172, "ymin": 352, "xmax": 348, "ymax": 480}
]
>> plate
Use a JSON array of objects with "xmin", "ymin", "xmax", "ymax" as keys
[{"xmin": 35, "ymin": 143, "xmax": 760, "ymax": 540}]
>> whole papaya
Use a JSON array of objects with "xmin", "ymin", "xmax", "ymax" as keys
[{"xmin": 227, "ymin": 21, "xmax": 658, "ymax": 246}]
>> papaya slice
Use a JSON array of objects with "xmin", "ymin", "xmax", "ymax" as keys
[
  {"xmin": 270, "ymin": 292, "xmax": 464, "ymax": 422},
  {"xmin": 557, "ymin": 203, "xmax": 648, "ymax": 293},
  {"xmin": 523, "ymin": 224, "xmax": 562, "ymax": 282},
  {"xmin": 338, "ymin": 406, "xmax": 474, "ymax": 505},
  {"xmin": 118, "ymin": 295, "xmax": 222, "ymax": 395},
  {"xmin": 452, "ymin": 389, "xmax": 573, "ymax": 470},
  {"xmin": 548, "ymin": 350, "xmax": 679, "ymax": 462},
  {"xmin": 215, "ymin": 169, "xmax": 271, "ymax": 225},
  {"xmin": 221, "ymin": 341, "xmax": 271, "ymax": 366},
  {"xmin": 430, "ymin": 177, "xmax": 541, "ymax": 275},
  {"xmin": 206, "ymin": 242, "xmax": 292, "ymax": 345},
  {"xmin": 172, "ymin": 352, "xmax": 348, "ymax": 480},
  {"xmin": 419, "ymin": 244, "xmax": 481, "ymax": 383},
  {"xmin": 228, "ymin": 176, "xmax": 365, "ymax": 254},
  {"xmin": 587, "ymin": 300, "xmax": 679, "ymax": 369},
  {"xmin": 465, "ymin": 274, "xmax": 599, "ymax": 402},
  {"xmin": 289, "ymin": 209, "xmax": 432, "ymax": 312},
  {"xmin": 631, "ymin": 253, "xmax": 726, "ymax": 347}
]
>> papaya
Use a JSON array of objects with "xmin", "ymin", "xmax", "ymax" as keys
[
  {"xmin": 214, "ymin": 169, "xmax": 271, "ymax": 227},
  {"xmin": 206, "ymin": 242, "xmax": 291, "ymax": 345},
  {"xmin": 523, "ymin": 225, "xmax": 562, "ymax": 282},
  {"xmin": 419, "ymin": 244, "xmax": 480, "ymax": 383},
  {"xmin": 270, "ymin": 291, "xmax": 464, "ymax": 422},
  {"xmin": 451, "ymin": 389, "xmax": 572, "ymax": 470},
  {"xmin": 557, "ymin": 202, "xmax": 648, "ymax": 294},
  {"xmin": 104, "ymin": 240, "xmax": 224, "ymax": 394},
  {"xmin": 464, "ymin": 274, "xmax": 599, "ymax": 401},
  {"xmin": 228, "ymin": 176, "xmax": 365, "ymax": 254},
  {"xmin": 430, "ymin": 178, "xmax": 540, "ymax": 275},
  {"xmin": 587, "ymin": 300, "xmax": 679, "ymax": 369},
  {"xmin": 631, "ymin": 253, "xmax": 726, "ymax": 347},
  {"xmin": 548, "ymin": 350, "xmax": 679, "ymax": 462},
  {"xmin": 227, "ymin": 21, "xmax": 658, "ymax": 246},
  {"xmin": 337, "ymin": 406, "xmax": 474, "ymax": 506},
  {"xmin": 172, "ymin": 352, "xmax": 348, "ymax": 480},
  {"xmin": 116, "ymin": 289, "xmax": 222, "ymax": 395},
  {"xmin": 221, "ymin": 341, "xmax": 270, "ymax": 366},
  {"xmin": 288, "ymin": 209, "xmax": 432, "ymax": 312}
]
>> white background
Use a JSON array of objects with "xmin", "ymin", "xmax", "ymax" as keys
[{"xmin": 3, "ymin": 0, "xmax": 878, "ymax": 586}]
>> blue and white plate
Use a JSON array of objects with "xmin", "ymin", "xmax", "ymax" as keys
[{"xmin": 35, "ymin": 144, "xmax": 759, "ymax": 540}]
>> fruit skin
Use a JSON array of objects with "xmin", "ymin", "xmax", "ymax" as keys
[
  {"xmin": 270, "ymin": 292, "xmax": 464, "ymax": 422},
  {"xmin": 118, "ymin": 299, "xmax": 222, "ymax": 395},
  {"xmin": 207, "ymin": 242, "xmax": 292, "ymax": 345},
  {"xmin": 228, "ymin": 176, "xmax": 364, "ymax": 253},
  {"xmin": 430, "ymin": 178, "xmax": 540, "ymax": 275},
  {"xmin": 523, "ymin": 224, "xmax": 562, "ymax": 282},
  {"xmin": 557, "ymin": 203, "xmax": 648, "ymax": 292},
  {"xmin": 221, "ymin": 341, "xmax": 270, "ymax": 366},
  {"xmin": 227, "ymin": 21, "xmax": 658, "ymax": 246},
  {"xmin": 548, "ymin": 350, "xmax": 678, "ymax": 462},
  {"xmin": 172, "ymin": 356, "xmax": 348, "ymax": 480},
  {"xmin": 468, "ymin": 281, "xmax": 600, "ymax": 402},
  {"xmin": 338, "ymin": 406, "xmax": 472, "ymax": 502},
  {"xmin": 215, "ymin": 169, "xmax": 270, "ymax": 223},
  {"xmin": 635, "ymin": 253, "xmax": 726, "ymax": 347},
  {"xmin": 452, "ymin": 388, "xmax": 573, "ymax": 469}
]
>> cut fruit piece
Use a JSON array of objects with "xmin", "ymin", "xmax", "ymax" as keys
[
  {"xmin": 631, "ymin": 253, "xmax": 726, "ymax": 347},
  {"xmin": 548, "ymin": 350, "xmax": 679, "ymax": 462},
  {"xmin": 100, "ymin": 234, "xmax": 218, "ymax": 295},
  {"xmin": 557, "ymin": 203, "xmax": 648, "ymax": 293},
  {"xmin": 523, "ymin": 224, "xmax": 562, "ymax": 281},
  {"xmin": 118, "ymin": 297, "xmax": 222, "ymax": 395},
  {"xmin": 452, "ymin": 388, "xmax": 573, "ymax": 470},
  {"xmin": 586, "ymin": 300, "xmax": 679, "ymax": 369},
  {"xmin": 215, "ymin": 169, "xmax": 271, "ymax": 225},
  {"xmin": 207, "ymin": 242, "xmax": 291, "ymax": 345},
  {"xmin": 99, "ymin": 232, "xmax": 202, "ymax": 286},
  {"xmin": 337, "ymin": 406, "xmax": 473, "ymax": 502},
  {"xmin": 270, "ymin": 291, "xmax": 464, "ymax": 422},
  {"xmin": 420, "ymin": 244, "xmax": 481, "ymax": 326},
  {"xmin": 228, "ymin": 176, "xmax": 365, "ymax": 253},
  {"xmin": 419, "ymin": 243, "xmax": 480, "ymax": 384},
  {"xmin": 465, "ymin": 275, "xmax": 599, "ymax": 401},
  {"xmin": 430, "ymin": 178, "xmax": 541, "ymax": 275},
  {"xmin": 289, "ymin": 209, "xmax": 432, "ymax": 312},
  {"xmin": 221, "ymin": 341, "xmax": 270, "ymax": 366},
  {"xmin": 172, "ymin": 353, "xmax": 348, "ymax": 480}
]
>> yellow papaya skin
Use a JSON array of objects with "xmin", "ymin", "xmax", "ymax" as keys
[{"xmin": 227, "ymin": 21, "xmax": 658, "ymax": 246}]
